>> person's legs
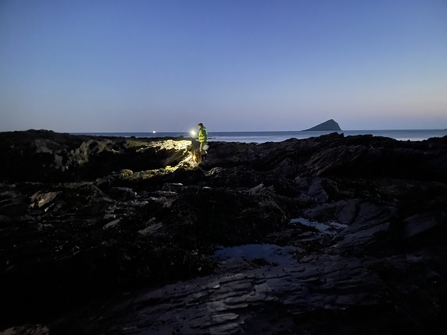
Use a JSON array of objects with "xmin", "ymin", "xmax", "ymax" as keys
[{"xmin": 199, "ymin": 142, "xmax": 208, "ymax": 160}]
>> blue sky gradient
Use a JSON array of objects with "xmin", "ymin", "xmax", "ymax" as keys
[{"xmin": 1, "ymin": 0, "xmax": 446, "ymax": 132}]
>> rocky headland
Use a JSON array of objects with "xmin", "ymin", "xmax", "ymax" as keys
[{"xmin": 1, "ymin": 130, "xmax": 447, "ymax": 334}]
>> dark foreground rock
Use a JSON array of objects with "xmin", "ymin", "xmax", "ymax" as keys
[{"xmin": 1, "ymin": 130, "xmax": 447, "ymax": 334}]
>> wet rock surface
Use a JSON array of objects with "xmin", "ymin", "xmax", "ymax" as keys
[{"xmin": 1, "ymin": 130, "xmax": 447, "ymax": 334}]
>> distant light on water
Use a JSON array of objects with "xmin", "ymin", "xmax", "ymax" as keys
[
  {"xmin": 190, "ymin": 130, "xmax": 196, "ymax": 136},
  {"xmin": 152, "ymin": 130, "xmax": 156, "ymax": 133}
]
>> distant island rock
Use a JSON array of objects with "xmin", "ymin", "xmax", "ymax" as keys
[{"xmin": 304, "ymin": 119, "xmax": 342, "ymax": 131}]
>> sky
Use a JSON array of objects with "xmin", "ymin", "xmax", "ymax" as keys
[{"xmin": 1, "ymin": 0, "xmax": 446, "ymax": 132}]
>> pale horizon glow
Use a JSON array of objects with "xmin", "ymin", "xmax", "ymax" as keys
[{"xmin": 1, "ymin": 0, "xmax": 446, "ymax": 132}]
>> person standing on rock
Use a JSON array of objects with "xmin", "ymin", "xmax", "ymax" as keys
[{"xmin": 198, "ymin": 123, "xmax": 208, "ymax": 161}]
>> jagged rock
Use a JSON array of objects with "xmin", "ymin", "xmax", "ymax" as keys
[
  {"xmin": 401, "ymin": 211, "xmax": 447, "ymax": 239},
  {"xmin": 335, "ymin": 199, "xmax": 360, "ymax": 225},
  {"xmin": 103, "ymin": 219, "xmax": 121, "ymax": 230},
  {"xmin": 29, "ymin": 191, "xmax": 59, "ymax": 209},
  {"xmin": 1, "ymin": 130, "xmax": 447, "ymax": 334},
  {"xmin": 0, "ymin": 324, "xmax": 50, "ymax": 335},
  {"xmin": 108, "ymin": 187, "xmax": 136, "ymax": 201},
  {"xmin": 161, "ymin": 182, "xmax": 184, "ymax": 192},
  {"xmin": 307, "ymin": 178, "xmax": 329, "ymax": 203},
  {"xmin": 0, "ymin": 131, "xmax": 192, "ymax": 183}
]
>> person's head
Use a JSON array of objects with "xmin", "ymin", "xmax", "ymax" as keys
[{"xmin": 198, "ymin": 123, "xmax": 203, "ymax": 129}]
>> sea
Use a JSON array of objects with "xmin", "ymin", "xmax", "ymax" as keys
[{"xmin": 73, "ymin": 129, "xmax": 447, "ymax": 143}]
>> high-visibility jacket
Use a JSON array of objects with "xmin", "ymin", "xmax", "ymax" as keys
[{"xmin": 198, "ymin": 127, "xmax": 208, "ymax": 143}]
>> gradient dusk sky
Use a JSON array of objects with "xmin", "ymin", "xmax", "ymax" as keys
[{"xmin": 1, "ymin": 0, "xmax": 446, "ymax": 132}]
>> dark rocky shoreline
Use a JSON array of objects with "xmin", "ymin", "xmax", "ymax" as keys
[{"xmin": 1, "ymin": 130, "xmax": 447, "ymax": 334}]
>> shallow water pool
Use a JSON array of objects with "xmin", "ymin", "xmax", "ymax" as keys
[{"xmin": 290, "ymin": 217, "xmax": 348, "ymax": 234}]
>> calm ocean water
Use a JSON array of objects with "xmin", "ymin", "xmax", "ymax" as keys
[{"xmin": 73, "ymin": 129, "xmax": 447, "ymax": 143}]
